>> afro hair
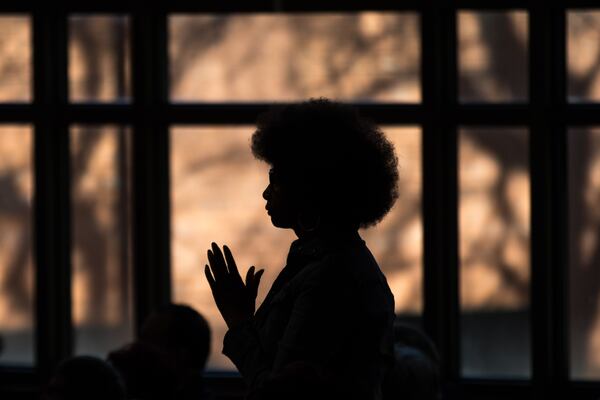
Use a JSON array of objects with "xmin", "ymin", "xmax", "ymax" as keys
[{"xmin": 251, "ymin": 98, "xmax": 399, "ymax": 229}]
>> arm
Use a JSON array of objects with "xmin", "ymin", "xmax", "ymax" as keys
[
  {"xmin": 222, "ymin": 257, "xmax": 354, "ymax": 391},
  {"xmin": 222, "ymin": 318, "xmax": 273, "ymax": 388}
]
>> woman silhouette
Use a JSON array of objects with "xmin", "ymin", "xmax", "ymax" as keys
[{"xmin": 205, "ymin": 98, "xmax": 398, "ymax": 400}]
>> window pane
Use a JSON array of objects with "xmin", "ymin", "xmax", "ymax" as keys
[
  {"xmin": 361, "ymin": 127, "xmax": 422, "ymax": 318},
  {"xmin": 169, "ymin": 13, "xmax": 420, "ymax": 102},
  {"xmin": 0, "ymin": 125, "xmax": 33, "ymax": 365},
  {"xmin": 71, "ymin": 125, "xmax": 133, "ymax": 356},
  {"xmin": 459, "ymin": 127, "xmax": 530, "ymax": 378},
  {"xmin": 568, "ymin": 127, "xmax": 600, "ymax": 380},
  {"xmin": 69, "ymin": 15, "xmax": 131, "ymax": 103},
  {"xmin": 458, "ymin": 11, "xmax": 528, "ymax": 103},
  {"xmin": 568, "ymin": 12, "xmax": 600, "ymax": 103},
  {"xmin": 0, "ymin": 16, "xmax": 31, "ymax": 102},
  {"xmin": 170, "ymin": 126, "xmax": 422, "ymax": 371}
]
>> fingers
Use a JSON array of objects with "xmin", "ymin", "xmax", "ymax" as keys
[
  {"xmin": 204, "ymin": 264, "xmax": 216, "ymax": 290},
  {"xmin": 211, "ymin": 242, "xmax": 227, "ymax": 270},
  {"xmin": 245, "ymin": 266, "xmax": 256, "ymax": 287},
  {"xmin": 208, "ymin": 243, "xmax": 257, "ymax": 293},
  {"xmin": 223, "ymin": 245, "xmax": 242, "ymax": 281},
  {"xmin": 255, "ymin": 269, "xmax": 265, "ymax": 286},
  {"xmin": 208, "ymin": 242, "xmax": 228, "ymax": 280},
  {"xmin": 207, "ymin": 250, "xmax": 224, "ymax": 281},
  {"xmin": 250, "ymin": 268, "xmax": 265, "ymax": 298}
]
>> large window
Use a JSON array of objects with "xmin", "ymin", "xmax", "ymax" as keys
[{"xmin": 0, "ymin": 2, "xmax": 599, "ymax": 399}]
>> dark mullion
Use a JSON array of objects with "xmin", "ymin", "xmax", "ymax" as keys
[
  {"xmin": 0, "ymin": 0, "xmax": 414, "ymax": 13},
  {"xmin": 550, "ymin": 4, "xmax": 570, "ymax": 387},
  {"xmin": 32, "ymin": 8, "xmax": 72, "ymax": 381},
  {"xmin": 441, "ymin": 3, "xmax": 461, "ymax": 385},
  {"xmin": 0, "ymin": 365, "xmax": 38, "ymax": 399},
  {"xmin": 62, "ymin": 104, "xmax": 132, "ymax": 124},
  {"xmin": 6, "ymin": 0, "xmax": 600, "ymax": 14},
  {"xmin": 422, "ymin": 0, "xmax": 461, "ymax": 388},
  {"xmin": 4, "ymin": 0, "xmax": 570, "ymax": 13},
  {"xmin": 556, "ymin": 0, "xmax": 600, "ymax": 8},
  {"xmin": 0, "ymin": 105, "xmax": 34, "ymax": 122},
  {"xmin": 452, "ymin": 0, "xmax": 534, "ymax": 10},
  {"xmin": 564, "ymin": 106, "xmax": 600, "ymax": 125},
  {"xmin": 131, "ymin": 10, "xmax": 171, "ymax": 336},
  {"xmin": 456, "ymin": 381, "xmax": 600, "ymax": 400},
  {"xmin": 451, "ymin": 380, "xmax": 533, "ymax": 400},
  {"xmin": 155, "ymin": 11, "xmax": 172, "ymax": 309},
  {"xmin": 275, "ymin": 0, "xmax": 421, "ymax": 12},
  {"xmin": 0, "ymin": 2, "xmax": 36, "ymax": 12},
  {"xmin": 19, "ymin": 104, "xmax": 600, "ymax": 127},
  {"xmin": 528, "ymin": 2, "xmax": 551, "ymax": 393},
  {"xmin": 10, "ymin": 103, "xmax": 600, "ymax": 126},
  {"xmin": 568, "ymin": 382, "xmax": 600, "ymax": 400},
  {"xmin": 529, "ymin": 3, "xmax": 568, "ymax": 398},
  {"xmin": 75, "ymin": 104, "xmax": 523, "ymax": 126},
  {"xmin": 3, "ymin": 103, "xmax": 573, "ymax": 126},
  {"xmin": 165, "ymin": 103, "xmax": 425, "ymax": 125},
  {"xmin": 452, "ymin": 105, "xmax": 531, "ymax": 125}
]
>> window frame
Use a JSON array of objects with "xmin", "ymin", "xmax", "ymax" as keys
[{"xmin": 0, "ymin": 0, "xmax": 598, "ymax": 399}]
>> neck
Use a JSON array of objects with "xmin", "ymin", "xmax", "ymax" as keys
[{"xmin": 293, "ymin": 220, "xmax": 358, "ymax": 240}]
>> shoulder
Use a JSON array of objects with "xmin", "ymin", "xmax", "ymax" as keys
[
  {"xmin": 296, "ymin": 242, "xmax": 393, "ymax": 303},
  {"xmin": 327, "ymin": 241, "xmax": 387, "ymax": 287}
]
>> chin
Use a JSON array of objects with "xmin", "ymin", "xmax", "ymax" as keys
[{"xmin": 269, "ymin": 214, "xmax": 293, "ymax": 229}]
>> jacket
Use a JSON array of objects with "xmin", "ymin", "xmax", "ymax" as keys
[{"xmin": 222, "ymin": 228, "xmax": 396, "ymax": 400}]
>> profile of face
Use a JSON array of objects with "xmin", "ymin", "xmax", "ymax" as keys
[{"xmin": 262, "ymin": 167, "xmax": 299, "ymax": 229}]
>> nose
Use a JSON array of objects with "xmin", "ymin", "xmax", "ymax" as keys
[{"xmin": 262, "ymin": 183, "xmax": 271, "ymax": 201}]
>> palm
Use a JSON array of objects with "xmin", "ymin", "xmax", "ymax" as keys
[{"xmin": 204, "ymin": 242, "xmax": 264, "ymax": 329}]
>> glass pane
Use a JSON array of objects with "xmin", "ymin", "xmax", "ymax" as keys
[
  {"xmin": 568, "ymin": 127, "xmax": 600, "ymax": 380},
  {"xmin": 568, "ymin": 12, "xmax": 600, "ymax": 103},
  {"xmin": 361, "ymin": 127, "xmax": 422, "ymax": 319},
  {"xmin": 71, "ymin": 125, "xmax": 133, "ymax": 356},
  {"xmin": 69, "ymin": 15, "xmax": 131, "ymax": 103},
  {"xmin": 170, "ymin": 126, "xmax": 422, "ymax": 371},
  {"xmin": 171, "ymin": 126, "xmax": 295, "ymax": 371},
  {"xmin": 0, "ymin": 16, "xmax": 31, "ymax": 102},
  {"xmin": 459, "ymin": 127, "xmax": 530, "ymax": 378},
  {"xmin": 458, "ymin": 11, "xmax": 528, "ymax": 103},
  {"xmin": 169, "ymin": 13, "xmax": 420, "ymax": 102},
  {"xmin": 0, "ymin": 125, "xmax": 33, "ymax": 365}
]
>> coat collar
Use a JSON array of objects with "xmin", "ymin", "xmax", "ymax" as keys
[
  {"xmin": 287, "ymin": 228, "xmax": 364, "ymax": 262},
  {"xmin": 254, "ymin": 228, "xmax": 364, "ymax": 324}
]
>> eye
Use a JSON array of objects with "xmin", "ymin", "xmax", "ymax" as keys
[{"xmin": 269, "ymin": 168, "xmax": 280, "ymax": 184}]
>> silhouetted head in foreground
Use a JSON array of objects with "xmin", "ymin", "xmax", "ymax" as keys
[
  {"xmin": 108, "ymin": 304, "xmax": 211, "ymax": 400},
  {"xmin": 382, "ymin": 324, "xmax": 441, "ymax": 400},
  {"xmin": 253, "ymin": 98, "xmax": 399, "ymax": 235},
  {"xmin": 44, "ymin": 356, "xmax": 125, "ymax": 400},
  {"xmin": 139, "ymin": 303, "xmax": 211, "ymax": 371}
]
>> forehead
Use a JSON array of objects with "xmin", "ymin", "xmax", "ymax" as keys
[{"xmin": 268, "ymin": 167, "xmax": 280, "ymax": 180}]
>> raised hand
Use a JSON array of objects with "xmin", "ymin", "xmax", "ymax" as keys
[{"xmin": 204, "ymin": 242, "xmax": 265, "ymax": 329}]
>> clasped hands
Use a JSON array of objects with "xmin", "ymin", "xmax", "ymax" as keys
[{"xmin": 205, "ymin": 242, "xmax": 265, "ymax": 329}]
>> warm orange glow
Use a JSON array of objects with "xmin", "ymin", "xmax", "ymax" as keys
[
  {"xmin": 169, "ymin": 14, "xmax": 420, "ymax": 102},
  {"xmin": 459, "ymin": 129, "xmax": 530, "ymax": 311},
  {"xmin": 0, "ymin": 125, "xmax": 33, "ymax": 365},
  {"xmin": 568, "ymin": 12, "xmax": 600, "ymax": 102},
  {"xmin": 69, "ymin": 16, "xmax": 131, "ymax": 103},
  {"xmin": 0, "ymin": 11, "xmax": 599, "ymax": 380},
  {"xmin": 170, "ymin": 127, "xmax": 422, "ymax": 370},
  {"xmin": 459, "ymin": 11, "xmax": 528, "ymax": 102},
  {"xmin": 0, "ymin": 16, "xmax": 30, "ymax": 102},
  {"xmin": 71, "ymin": 125, "xmax": 133, "ymax": 355}
]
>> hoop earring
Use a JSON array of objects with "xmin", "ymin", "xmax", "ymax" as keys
[{"xmin": 298, "ymin": 212, "xmax": 321, "ymax": 232}]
